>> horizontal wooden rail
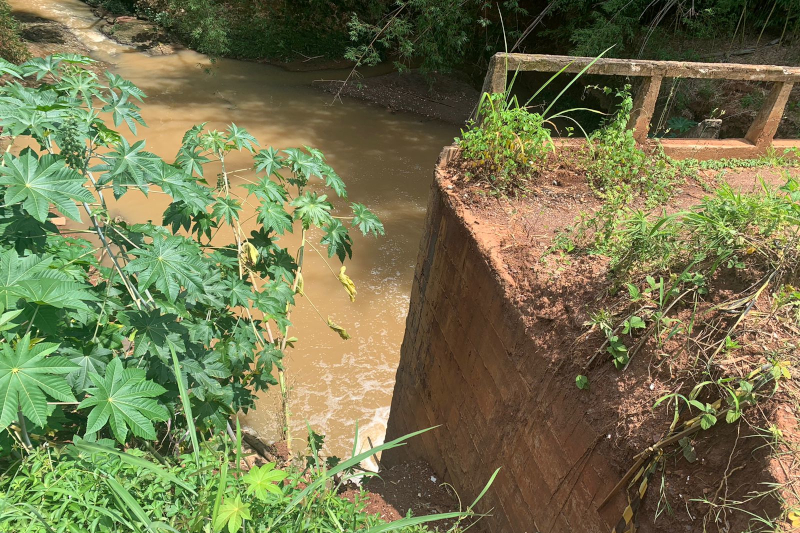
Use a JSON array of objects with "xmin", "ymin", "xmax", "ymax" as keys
[{"xmin": 480, "ymin": 53, "xmax": 800, "ymax": 160}]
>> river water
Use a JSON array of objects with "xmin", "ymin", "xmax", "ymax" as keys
[{"xmin": 9, "ymin": 0, "xmax": 458, "ymax": 456}]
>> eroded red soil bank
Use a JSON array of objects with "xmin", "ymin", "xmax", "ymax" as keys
[{"xmin": 384, "ymin": 146, "xmax": 799, "ymax": 532}]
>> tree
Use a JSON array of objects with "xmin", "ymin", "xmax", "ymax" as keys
[{"xmin": 0, "ymin": 54, "xmax": 383, "ymax": 452}]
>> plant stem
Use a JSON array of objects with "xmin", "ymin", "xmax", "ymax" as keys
[
  {"xmin": 17, "ymin": 408, "xmax": 32, "ymax": 451},
  {"xmin": 82, "ymin": 202, "xmax": 147, "ymax": 310},
  {"xmin": 277, "ymin": 227, "xmax": 306, "ymax": 451}
]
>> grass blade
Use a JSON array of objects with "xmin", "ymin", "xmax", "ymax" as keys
[
  {"xmin": 105, "ymin": 476, "xmax": 177, "ymax": 533},
  {"xmin": 279, "ymin": 427, "xmax": 437, "ymax": 519},
  {"xmin": 211, "ymin": 447, "xmax": 228, "ymax": 531},
  {"xmin": 364, "ymin": 512, "xmax": 471, "ymax": 532},
  {"xmin": 351, "ymin": 419, "xmax": 359, "ymax": 459},
  {"xmin": 543, "ymin": 46, "xmax": 614, "ymax": 117},
  {"xmin": 74, "ymin": 442, "xmax": 196, "ymax": 494},
  {"xmin": 169, "ymin": 340, "xmax": 200, "ymax": 464},
  {"xmin": 469, "ymin": 467, "xmax": 500, "ymax": 509}
]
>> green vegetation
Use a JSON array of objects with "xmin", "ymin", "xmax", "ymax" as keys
[
  {"xmin": 457, "ymin": 55, "xmax": 608, "ymax": 193},
  {"xmin": 82, "ymin": 0, "xmax": 798, "ymax": 71},
  {"xmin": 0, "ymin": 53, "xmax": 381, "ymax": 448},
  {"xmin": 457, "ymin": 91, "xmax": 553, "ymax": 192},
  {"xmin": 0, "ymin": 54, "xmax": 495, "ymax": 531},
  {"xmin": 457, "ymin": 57, "xmax": 799, "ymax": 526},
  {"xmin": 0, "ymin": 0, "xmax": 28, "ymax": 63},
  {"xmin": 1, "ymin": 427, "xmax": 490, "ymax": 532}
]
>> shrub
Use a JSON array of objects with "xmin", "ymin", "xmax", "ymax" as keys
[
  {"xmin": 0, "ymin": 0, "xmax": 28, "ymax": 64},
  {"xmin": 457, "ymin": 91, "xmax": 553, "ymax": 193},
  {"xmin": 0, "ymin": 54, "xmax": 384, "ymax": 451},
  {"xmin": 0, "ymin": 428, "xmax": 488, "ymax": 531}
]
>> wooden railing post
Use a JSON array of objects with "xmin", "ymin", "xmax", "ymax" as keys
[
  {"xmin": 627, "ymin": 74, "xmax": 663, "ymax": 144},
  {"xmin": 745, "ymin": 81, "xmax": 793, "ymax": 148}
]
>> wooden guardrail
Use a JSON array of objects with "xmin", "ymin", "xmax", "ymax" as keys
[{"xmin": 480, "ymin": 53, "xmax": 800, "ymax": 160}]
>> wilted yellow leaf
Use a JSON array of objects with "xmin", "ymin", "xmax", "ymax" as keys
[
  {"xmin": 240, "ymin": 241, "xmax": 259, "ymax": 269},
  {"xmin": 337, "ymin": 266, "xmax": 357, "ymax": 303},
  {"xmin": 327, "ymin": 316, "xmax": 350, "ymax": 340},
  {"xmin": 296, "ymin": 272, "xmax": 304, "ymax": 296}
]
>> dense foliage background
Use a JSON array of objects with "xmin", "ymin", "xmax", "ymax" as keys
[{"xmin": 82, "ymin": 0, "xmax": 799, "ymax": 74}]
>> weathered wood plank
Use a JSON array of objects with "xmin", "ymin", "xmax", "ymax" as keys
[
  {"xmin": 628, "ymin": 75, "xmax": 662, "ymax": 143},
  {"xmin": 745, "ymin": 81, "xmax": 794, "ymax": 147},
  {"xmin": 492, "ymin": 53, "xmax": 800, "ymax": 83}
]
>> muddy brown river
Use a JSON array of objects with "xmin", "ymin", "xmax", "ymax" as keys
[{"xmin": 9, "ymin": 0, "xmax": 458, "ymax": 456}]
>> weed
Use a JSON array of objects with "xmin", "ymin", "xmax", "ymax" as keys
[
  {"xmin": 458, "ymin": 92, "xmax": 552, "ymax": 193},
  {"xmin": 0, "ymin": 427, "xmax": 492, "ymax": 532},
  {"xmin": 586, "ymin": 86, "xmax": 681, "ymax": 210},
  {"xmin": 457, "ymin": 52, "xmax": 607, "ymax": 195}
]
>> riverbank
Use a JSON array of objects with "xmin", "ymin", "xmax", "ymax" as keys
[
  {"xmin": 6, "ymin": 0, "xmax": 466, "ymax": 524},
  {"xmin": 11, "ymin": 9, "xmax": 108, "ymax": 73},
  {"xmin": 72, "ymin": 1, "xmax": 479, "ymax": 126},
  {"xmin": 386, "ymin": 144, "xmax": 800, "ymax": 532}
]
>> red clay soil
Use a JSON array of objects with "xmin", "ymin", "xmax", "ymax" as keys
[
  {"xmin": 442, "ymin": 149, "xmax": 800, "ymax": 533},
  {"xmin": 341, "ymin": 460, "xmax": 463, "ymax": 529},
  {"xmin": 240, "ymin": 436, "xmax": 462, "ymax": 528}
]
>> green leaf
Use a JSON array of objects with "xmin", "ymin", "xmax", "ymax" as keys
[
  {"xmin": 321, "ymin": 219, "xmax": 353, "ymax": 262},
  {"xmin": 622, "ymin": 315, "xmax": 646, "ymax": 334},
  {"xmin": 0, "ymin": 333, "xmax": 77, "ymax": 429},
  {"xmin": 20, "ymin": 56, "xmax": 63, "ymax": 80},
  {"xmin": 96, "ymin": 138, "xmax": 161, "ymax": 198},
  {"xmin": 124, "ymin": 235, "xmax": 204, "ymax": 302},
  {"xmin": 175, "ymin": 146, "xmax": 211, "ymax": 178},
  {"xmin": 291, "ymin": 192, "xmax": 332, "ymax": 228},
  {"xmin": 0, "ymin": 249, "xmax": 97, "ymax": 311},
  {"xmin": 0, "ymin": 151, "xmax": 94, "ymax": 222},
  {"xmin": 678, "ymin": 437, "xmax": 696, "ymax": 462},
  {"xmin": 78, "ymin": 358, "xmax": 169, "ymax": 443},
  {"xmin": 283, "ymin": 148, "xmax": 322, "ymax": 186},
  {"xmin": 124, "ymin": 309, "xmax": 185, "ymax": 360},
  {"xmin": 700, "ymin": 412, "xmax": 717, "ymax": 430},
  {"xmin": 64, "ymin": 344, "xmax": 111, "ymax": 392},
  {"xmin": 213, "ymin": 496, "xmax": 251, "ymax": 533},
  {"xmin": 242, "ymin": 463, "xmax": 287, "ymax": 500},
  {"xmin": 575, "ymin": 374, "xmax": 589, "ymax": 390},
  {"xmin": 0, "ymin": 58, "xmax": 22, "ymax": 79},
  {"xmin": 626, "ymin": 283, "xmax": 641, "ymax": 301},
  {"xmin": 688, "ymin": 399, "xmax": 706, "ymax": 411},
  {"xmin": 726, "ymin": 410, "xmax": 741, "ymax": 424},
  {"xmin": 212, "ymin": 197, "xmax": 242, "ymax": 225},
  {"xmin": 257, "ymin": 202, "xmax": 293, "ymax": 235},
  {"xmin": 226, "ymin": 123, "xmax": 258, "ymax": 153},
  {"xmin": 99, "ymin": 90, "xmax": 146, "ymax": 135},
  {"xmin": 105, "ymin": 71, "xmax": 146, "ymax": 101},
  {"xmin": 57, "ymin": 69, "xmax": 101, "ymax": 100},
  {"xmin": 152, "ymin": 162, "xmax": 213, "ymax": 212},
  {"xmin": 253, "ymin": 147, "xmax": 284, "ymax": 176},
  {"xmin": 351, "ymin": 203, "xmax": 385, "ymax": 236},
  {"xmin": 243, "ymin": 177, "xmax": 287, "ymax": 204}
]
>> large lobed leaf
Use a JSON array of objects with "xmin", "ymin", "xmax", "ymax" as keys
[
  {"xmin": 0, "ymin": 249, "xmax": 98, "ymax": 312},
  {"xmin": 0, "ymin": 333, "xmax": 76, "ymax": 429},
  {"xmin": 78, "ymin": 357, "xmax": 169, "ymax": 443},
  {"xmin": 124, "ymin": 235, "xmax": 204, "ymax": 303},
  {"xmin": 0, "ymin": 150, "xmax": 94, "ymax": 222}
]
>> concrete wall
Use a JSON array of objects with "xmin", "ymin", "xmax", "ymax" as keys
[{"xmin": 383, "ymin": 147, "xmax": 625, "ymax": 533}]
